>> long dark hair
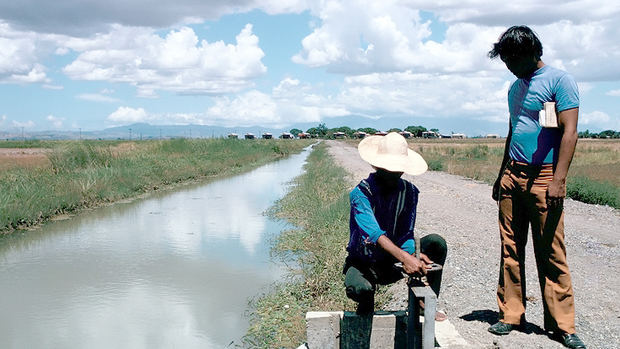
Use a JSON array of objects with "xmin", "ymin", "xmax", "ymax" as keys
[{"xmin": 488, "ymin": 25, "xmax": 543, "ymax": 60}]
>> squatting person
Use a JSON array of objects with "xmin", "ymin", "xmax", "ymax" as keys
[
  {"xmin": 343, "ymin": 132, "xmax": 447, "ymax": 320},
  {"xmin": 487, "ymin": 25, "xmax": 586, "ymax": 349}
]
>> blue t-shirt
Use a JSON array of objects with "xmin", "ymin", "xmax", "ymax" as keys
[
  {"xmin": 347, "ymin": 173, "xmax": 418, "ymax": 266},
  {"xmin": 508, "ymin": 65, "xmax": 579, "ymax": 165}
]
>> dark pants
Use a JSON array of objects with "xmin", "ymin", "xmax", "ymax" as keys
[{"xmin": 344, "ymin": 234, "xmax": 447, "ymax": 313}]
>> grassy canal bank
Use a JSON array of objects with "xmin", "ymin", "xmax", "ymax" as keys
[
  {"xmin": 244, "ymin": 143, "xmax": 393, "ymax": 347},
  {"xmin": 0, "ymin": 138, "xmax": 312, "ymax": 234}
]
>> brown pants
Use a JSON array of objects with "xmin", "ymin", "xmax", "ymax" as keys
[{"xmin": 497, "ymin": 161, "xmax": 575, "ymax": 334}]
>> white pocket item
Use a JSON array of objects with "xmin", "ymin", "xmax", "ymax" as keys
[{"xmin": 539, "ymin": 102, "xmax": 558, "ymax": 128}]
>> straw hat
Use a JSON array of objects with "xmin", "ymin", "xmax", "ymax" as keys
[{"xmin": 358, "ymin": 132, "xmax": 428, "ymax": 175}]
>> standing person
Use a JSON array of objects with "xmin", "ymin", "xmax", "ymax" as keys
[
  {"xmin": 487, "ymin": 26, "xmax": 585, "ymax": 349},
  {"xmin": 343, "ymin": 132, "xmax": 448, "ymax": 320}
]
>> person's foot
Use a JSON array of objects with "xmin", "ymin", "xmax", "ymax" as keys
[
  {"xmin": 435, "ymin": 311, "xmax": 447, "ymax": 322},
  {"xmin": 555, "ymin": 332, "xmax": 586, "ymax": 349},
  {"xmin": 488, "ymin": 321, "xmax": 518, "ymax": 335},
  {"xmin": 418, "ymin": 300, "xmax": 447, "ymax": 321}
]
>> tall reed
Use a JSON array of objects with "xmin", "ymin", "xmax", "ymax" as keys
[{"xmin": 0, "ymin": 138, "xmax": 311, "ymax": 233}]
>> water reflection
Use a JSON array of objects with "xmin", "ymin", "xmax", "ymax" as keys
[{"xmin": 0, "ymin": 145, "xmax": 313, "ymax": 349}]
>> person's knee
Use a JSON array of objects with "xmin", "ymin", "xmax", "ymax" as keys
[{"xmin": 346, "ymin": 282, "xmax": 374, "ymax": 303}]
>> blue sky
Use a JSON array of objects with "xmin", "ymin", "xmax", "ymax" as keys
[{"xmin": 0, "ymin": 0, "xmax": 619, "ymax": 136}]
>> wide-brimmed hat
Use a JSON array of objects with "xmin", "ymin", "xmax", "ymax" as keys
[{"xmin": 358, "ymin": 132, "xmax": 428, "ymax": 175}]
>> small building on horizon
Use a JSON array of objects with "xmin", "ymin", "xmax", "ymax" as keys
[
  {"xmin": 353, "ymin": 131, "xmax": 367, "ymax": 139},
  {"xmin": 422, "ymin": 131, "xmax": 440, "ymax": 138},
  {"xmin": 399, "ymin": 131, "xmax": 412, "ymax": 139}
]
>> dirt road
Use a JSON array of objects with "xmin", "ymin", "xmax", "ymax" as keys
[{"xmin": 326, "ymin": 140, "xmax": 619, "ymax": 349}]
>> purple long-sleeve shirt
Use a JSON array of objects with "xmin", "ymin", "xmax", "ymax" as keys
[{"xmin": 347, "ymin": 172, "xmax": 418, "ymax": 266}]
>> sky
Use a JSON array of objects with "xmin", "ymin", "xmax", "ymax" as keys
[{"xmin": 0, "ymin": 0, "xmax": 619, "ymax": 136}]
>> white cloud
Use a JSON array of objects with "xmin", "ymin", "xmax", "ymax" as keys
[
  {"xmin": 0, "ymin": 22, "xmax": 49, "ymax": 83},
  {"xmin": 606, "ymin": 89, "xmax": 620, "ymax": 97},
  {"xmin": 579, "ymin": 110, "xmax": 620, "ymax": 130},
  {"xmin": 206, "ymin": 91, "xmax": 280, "ymax": 127},
  {"xmin": 107, "ymin": 106, "xmax": 149, "ymax": 123},
  {"xmin": 338, "ymin": 71, "xmax": 509, "ymax": 122},
  {"xmin": 62, "ymin": 24, "xmax": 266, "ymax": 95},
  {"xmin": 12, "ymin": 120, "xmax": 35, "ymax": 128},
  {"xmin": 46, "ymin": 115, "xmax": 64, "ymax": 128},
  {"xmin": 579, "ymin": 110, "xmax": 620, "ymax": 132},
  {"xmin": 293, "ymin": 1, "xmax": 620, "ymax": 81},
  {"xmin": 0, "ymin": 0, "xmax": 307, "ymax": 36},
  {"xmin": 77, "ymin": 93, "xmax": 120, "ymax": 103},
  {"xmin": 43, "ymin": 84, "xmax": 64, "ymax": 90}
]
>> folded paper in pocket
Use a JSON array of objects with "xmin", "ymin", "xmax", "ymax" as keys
[{"xmin": 539, "ymin": 101, "xmax": 558, "ymax": 128}]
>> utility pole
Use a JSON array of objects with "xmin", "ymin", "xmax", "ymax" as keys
[
  {"xmin": 129, "ymin": 128, "xmax": 132, "ymax": 140},
  {"xmin": 79, "ymin": 127, "xmax": 82, "ymax": 140},
  {"xmin": 22, "ymin": 127, "xmax": 24, "ymax": 142}
]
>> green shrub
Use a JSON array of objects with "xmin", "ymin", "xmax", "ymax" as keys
[
  {"xmin": 426, "ymin": 158, "xmax": 444, "ymax": 171},
  {"xmin": 567, "ymin": 176, "xmax": 619, "ymax": 208}
]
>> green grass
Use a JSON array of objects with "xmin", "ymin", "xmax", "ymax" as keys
[
  {"xmin": 0, "ymin": 138, "xmax": 312, "ymax": 233},
  {"xmin": 244, "ymin": 143, "xmax": 392, "ymax": 348},
  {"xmin": 408, "ymin": 139, "xmax": 619, "ymax": 208},
  {"xmin": 566, "ymin": 176, "xmax": 619, "ymax": 208}
]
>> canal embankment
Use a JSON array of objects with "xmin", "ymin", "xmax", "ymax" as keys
[{"xmin": 0, "ymin": 138, "xmax": 312, "ymax": 234}]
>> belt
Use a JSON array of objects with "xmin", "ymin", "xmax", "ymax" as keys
[{"xmin": 506, "ymin": 160, "xmax": 554, "ymax": 176}]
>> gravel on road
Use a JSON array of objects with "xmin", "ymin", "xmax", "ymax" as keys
[{"xmin": 326, "ymin": 140, "xmax": 619, "ymax": 349}]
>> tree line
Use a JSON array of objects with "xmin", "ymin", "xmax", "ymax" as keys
[
  {"xmin": 289, "ymin": 123, "xmax": 439, "ymax": 138},
  {"xmin": 578, "ymin": 129, "xmax": 620, "ymax": 139}
]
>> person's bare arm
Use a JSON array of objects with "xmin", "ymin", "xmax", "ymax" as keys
[
  {"xmin": 547, "ymin": 107, "xmax": 578, "ymax": 208},
  {"xmin": 377, "ymin": 235, "xmax": 428, "ymax": 275},
  {"xmin": 493, "ymin": 125, "xmax": 512, "ymax": 201}
]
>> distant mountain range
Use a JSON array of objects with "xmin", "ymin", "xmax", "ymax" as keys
[{"xmin": 0, "ymin": 123, "xmax": 310, "ymax": 141}]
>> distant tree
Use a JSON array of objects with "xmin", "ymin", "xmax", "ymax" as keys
[
  {"xmin": 405, "ymin": 125, "xmax": 427, "ymax": 137},
  {"xmin": 578, "ymin": 129, "xmax": 591, "ymax": 138},
  {"xmin": 329, "ymin": 126, "xmax": 354, "ymax": 138},
  {"xmin": 599, "ymin": 129, "xmax": 619, "ymax": 138},
  {"xmin": 290, "ymin": 128, "xmax": 303, "ymax": 137},
  {"xmin": 306, "ymin": 127, "xmax": 318, "ymax": 135},
  {"xmin": 388, "ymin": 128, "xmax": 402, "ymax": 133},
  {"xmin": 317, "ymin": 123, "xmax": 328, "ymax": 136},
  {"xmin": 357, "ymin": 127, "xmax": 379, "ymax": 135},
  {"xmin": 430, "ymin": 128, "xmax": 440, "ymax": 133}
]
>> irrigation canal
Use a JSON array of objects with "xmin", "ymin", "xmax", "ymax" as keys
[{"xmin": 0, "ymin": 145, "xmax": 314, "ymax": 348}]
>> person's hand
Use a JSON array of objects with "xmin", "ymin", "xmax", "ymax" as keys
[
  {"xmin": 546, "ymin": 178, "xmax": 566, "ymax": 209},
  {"xmin": 420, "ymin": 253, "xmax": 434, "ymax": 269},
  {"xmin": 492, "ymin": 177, "xmax": 501, "ymax": 201},
  {"xmin": 402, "ymin": 253, "xmax": 427, "ymax": 275}
]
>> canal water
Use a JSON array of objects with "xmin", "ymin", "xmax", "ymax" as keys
[{"xmin": 0, "ymin": 146, "xmax": 313, "ymax": 349}]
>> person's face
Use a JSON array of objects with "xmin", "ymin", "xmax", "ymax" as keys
[
  {"xmin": 374, "ymin": 167, "xmax": 403, "ymax": 189},
  {"xmin": 501, "ymin": 54, "xmax": 539, "ymax": 78}
]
